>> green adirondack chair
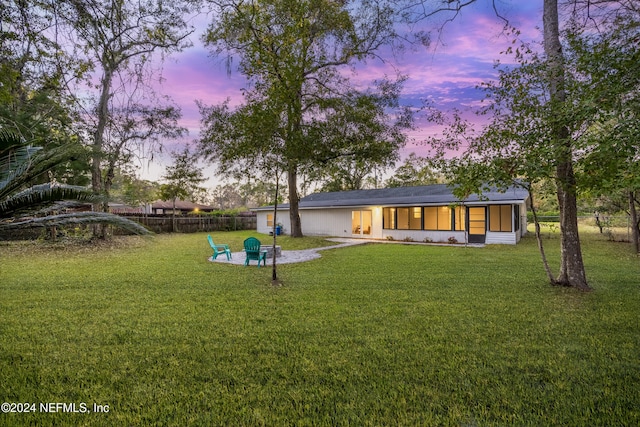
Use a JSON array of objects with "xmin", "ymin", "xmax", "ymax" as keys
[
  {"xmin": 243, "ymin": 237, "xmax": 267, "ymax": 267},
  {"xmin": 208, "ymin": 235, "xmax": 232, "ymax": 260}
]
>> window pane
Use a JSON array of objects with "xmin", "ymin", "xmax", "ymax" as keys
[
  {"xmin": 409, "ymin": 207, "xmax": 422, "ymax": 230},
  {"xmin": 454, "ymin": 206, "xmax": 466, "ymax": 231},
  {"xmin": 501, "ymin": 205, "xmax": 512, "ymax": 231},
  {"xmin": 362, "ymin": 211, "xmax": 372, "ymax": 235},
  {"xmin": 267, "ymin": 214, "xmax": 274, "ymax": 227},
  {"xmin": 489, "ymin": 205, "xmax": 501, "ymax": 231},
  {"xmin": 352, "ymin": 210, "xmax": 361, "ymax": 234},
  {"xmin": 397, "ymin": 208, "xmax": 409, "ymax": 229},
  {"xmin": 489, "ymin": 205, "xmax": 512, "ymax": 232},
  {"xmin": 437, "ymin": 206, "xmax": 451, "ymax": 230},
  {"xmin": 383, "ymin": 208, "xmax": 395, "ymax": 229},
  {"xmin": 424, "ymin": 207, "xmax": 437, "ymax": 230}
]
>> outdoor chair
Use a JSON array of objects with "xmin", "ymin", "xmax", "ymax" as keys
[
  {"xmin": 243, "ymin": 237, "xmax": 267, "ymax": 267},
  {"xmin": 208, "ymin": 235, "xmax": 232, "ymax": 260}
]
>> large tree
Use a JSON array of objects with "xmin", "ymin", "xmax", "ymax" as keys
[
  {"xmin": 542, "ymin": 0, "xmax": 588, "ymax": 289},
  {"xmin": 0, "ymin": 0, "xmax": 88, "ymax": 184},
  {"xmin": 200, "ymin": 0, "xmax": 409, "ymax": 237},
  {"xmin": 424, "ymin": 0, "xmax": 638, "ymax": 290},
  {"xmin": 50, "ymin": 0, "xmax": 193, "ymax": 232},
  {"xmin": 110, "ymin": 168, "xmax": 160, "ymax": 213},
  {"xmin": 385, "ymin": 152, "xmax": 443, "ymax": 188}
]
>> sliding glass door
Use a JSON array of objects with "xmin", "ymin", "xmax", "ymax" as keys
[{"xmin": 352, "ymin": 210, "xmax": 372, "ymax": 236}]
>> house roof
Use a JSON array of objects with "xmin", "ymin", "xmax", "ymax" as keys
[
  {"xmin": 152, "ymin": 200, "xmax": 216, "ymax": 211},
  {"xmin": 253, "ymin": 183, "xmax": 529, "ymax": 211}
]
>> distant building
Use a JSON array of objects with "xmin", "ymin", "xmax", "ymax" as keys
[
  {"xmin": 108, "ymin": 203, "xmax": 146, "ymax": 214},
  {"xmin": 150, "ymin": 200, "xmax": 217, "ymax": 215}
]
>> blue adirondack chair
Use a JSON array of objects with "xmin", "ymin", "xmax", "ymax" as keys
[
  {"xmin": 208, "ymin": 235, "xmax": 232, "ymax": 260},
  {"xmin": 243, "ymin": 237, "xmax": 267, "ymax": 267}
]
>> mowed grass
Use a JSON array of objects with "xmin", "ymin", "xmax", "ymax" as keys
[{"xmin": 0, "ymin": 230, "xmax": 638, "ymax": 426}]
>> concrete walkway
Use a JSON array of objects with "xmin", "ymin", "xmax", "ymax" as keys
[
  {"xmin": 208, "ymin": 237, "xmax": 483, "ymax": 266},
  {"xmin": 208, "ymin": 238, "xmax": 369, "ymax": 266}
]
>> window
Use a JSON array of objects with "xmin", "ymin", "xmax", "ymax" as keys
[
  {"xmin": 424, "ymin": 207, "xmax": 437, "ymax": 230},
  {"xmin": 410, "ymin": 207, "xmax": 422, "ymax": 230},
  {"xmin": 267, "ymin": 214, "xmax": 274, "ymax": 227},
  {"xmin": 383, "ymin": 205, "xmax": 462, "ymax": 231},
  {"xmin": 394, "ymin": 207, "xmax": 423, "ymax": 230},
  {"xmin": 397, "ymin": 208, "xmax": 410, "ymax": 230},
  {"xmin": 424, "ymin": 206, "xmax": 452, "ymax": 230},
  {"xmin": 489, "ymin": 205, "xmax": 512, "ymax": 232},
  {"xmin": 454, "ymin": 206, "xmax": 466, "ymax": 231},
  {"xmin": 438, "ymin": 206, "xmax": 451, "ymax": 230},
  {"xmin": 383, "ymin": 207, "xmax": 396, "ymax": 229}
]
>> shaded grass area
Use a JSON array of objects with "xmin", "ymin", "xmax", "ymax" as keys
[{"xmin": 0, "ymin": 231, "xmax": 639, "ymax": 426}]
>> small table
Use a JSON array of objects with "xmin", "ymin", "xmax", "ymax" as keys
[{"xmin": 260, "ymin": 245, "xmax": 281, "ymax": 258}]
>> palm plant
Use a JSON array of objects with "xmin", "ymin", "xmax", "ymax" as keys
[{"xmin": 0, "ymin": 129, "xmax": 150, "ymax": 237}]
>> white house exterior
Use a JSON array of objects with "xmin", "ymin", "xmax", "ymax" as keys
[{"xmin": 254, "ymin": 184, "xmax": 529, "ymax": 245}]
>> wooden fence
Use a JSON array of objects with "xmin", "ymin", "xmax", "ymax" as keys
[
  {"xmin": 0, "ymin": 213, "xmax": 257, "ymax": 240},
  {"xmin": 116, "ymin": 213, "xmax": 257, "ymax": 234}
]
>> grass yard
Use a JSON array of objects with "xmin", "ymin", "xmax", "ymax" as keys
[{"xmin": 0, "ymin": 230, "xmax": 639, "ymax": 426}]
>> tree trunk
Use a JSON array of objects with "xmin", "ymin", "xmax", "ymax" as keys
[
  {"xmin": 630, "ymin": 190, "xmax": 639, "ymax": 254},
  {"xmin": 172, "ymin": 197, "xmax": 177, "ymax": 232},
  {"xmin": 272, "ymin": 177, "xmax": 280, "ymax": 285},
  {"xmin": 91, "ymin": 69, "xmax": 112, "ymax": 238},
  {"xmin": 96, "ymin": 161, "xmax": 117, "ymax": 238},
  {"xmin": 543, "ymin": 0, "xmax": 590, "ymax": 291},
  {"xmin": 92, "ymin": 69, "xmax": 112, "ymax": 201},
  {"xmin": 529, "ymin": 191, "xmax": 556, "ymax": 284},
  {"xmin": 555, "ymin": 164, "xmax": 589, "ymax": 290},
  {"xmin": 288, "ymin": 164, "xmax": 303, "ymax": 237}
]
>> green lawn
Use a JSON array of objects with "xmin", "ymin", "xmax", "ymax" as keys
[{"xmin": 0, "ymin": 230, "xmax": 638, "ymax": 426}]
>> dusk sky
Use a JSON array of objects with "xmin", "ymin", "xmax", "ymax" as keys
[{"xmin": 143, "ymin": 1, "xmax": 544, "ymax": 187}]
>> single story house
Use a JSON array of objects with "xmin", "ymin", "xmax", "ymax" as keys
[
  {"xmin": 253, "ymin": 184, "xmax": 529, "ymax": 244},
  {"xmin": 108, "ymin": 203, "xmax": 145, "ymax": 214},
  {"xmin": 151, "ymin": 200, "xmax": 217, "ymax": 215}
]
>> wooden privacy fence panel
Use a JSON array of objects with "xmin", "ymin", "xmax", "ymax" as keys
[
  {"xmin": 116, "ymin": 214, "xmax": 257, "ymax": 234},
  {"xmin": 0, "ymin": 214, "xmax": 257, "ymax": 240}
]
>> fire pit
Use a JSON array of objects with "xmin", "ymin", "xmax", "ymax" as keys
[{"xmin": 259, "ymin": 245, "xmax": 281, "ymax": 258}]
